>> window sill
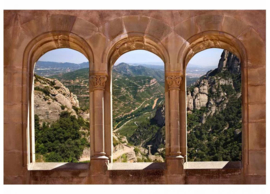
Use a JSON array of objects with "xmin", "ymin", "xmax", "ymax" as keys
[
  {"xmin": 108, "ymin": 162, "xmax": 165, "ymax": 170},
  {"xmin": 184, "ymin": 161, "xmax": 241, "ymax": 169},
  {"xmin": 28, "ymin": 161, "xmax": 241, "ymax": 171},
  {"xmin": 28, "ymin": 162, "xmax": 89, "ymax": 171}
]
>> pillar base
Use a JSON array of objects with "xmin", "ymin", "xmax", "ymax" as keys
[
  {"xmin": 166, "ymin": 155, "xmax": 185, "ymax": 175},
  {"xmin": 90, "ymin": 155, "xmax": 109, "ymax": 175}
]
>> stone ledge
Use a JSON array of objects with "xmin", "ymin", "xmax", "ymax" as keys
[
  {"xmin": 28, "ymin": 162, "xmax": 89, "ymax": 171},
  {"xmin": 184, "ymin": 161, "xmax": 241, "ymax": 169},
  {"xmin": 107, "ymin": 162, "xmax": 165, "ymax": 170}
]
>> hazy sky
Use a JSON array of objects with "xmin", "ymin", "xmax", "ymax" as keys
[
  {"xmin": 38, "ymin": 48, "xmax": 224, "ymax": 68},
  {"xmin": 114, "ymin": 50, "xmax": 163, "ymax": 65},
  {"xmin": 38, "ymin": 48, "xmax": 88, "ymax": 64},
  {"xmin": 187, "ymin": 48, "xmax": 223, "ymax": 68}
]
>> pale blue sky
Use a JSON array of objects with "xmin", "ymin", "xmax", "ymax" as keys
[
  {"xmin": 114, "ymin": 50, "xmax": 163, "ymax": 65},
  {"xmin": 38, "ymin": 48, "xmax": 88, "ymax": 64},
  {"xmin": 188, "ymin": 48, "xmax": 223, "ymax": 68},
  {"xmin": 37, "ymin": 48, "xmax": 223, "ymax": 68}
]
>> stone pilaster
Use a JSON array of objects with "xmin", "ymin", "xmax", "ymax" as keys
[
  {"xmin": 166, "ymin": 73, "xmax": 184, "ymax": 174},
  {"xmin": 89, "ymin": 73, "xmax": 109, "ymax": 175}
]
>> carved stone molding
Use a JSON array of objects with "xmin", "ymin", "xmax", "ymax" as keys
[
  {"xmin": 53, "ymin": 34, "xmax": 70, "ymax": 48},
  {"xmin": 181, "ymin": 32, "xmax": 243, "ymax": 66},
  {"xmin": 108, "ymin": 36, "xmax": 165, "ymax": 65},
  {"xmin": 166, "ymin": 73, "xmax": 182, "ymax": 90},
  {"xmin": 90, "ymin": 74, "xmax": 108, "ymax": 91}
]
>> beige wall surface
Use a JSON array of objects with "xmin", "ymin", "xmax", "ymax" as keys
[{"xmin": 4, "ymin": 10, "xmax": 266, "ymax": 184}]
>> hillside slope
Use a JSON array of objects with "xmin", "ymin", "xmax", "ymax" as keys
[{"xmin": 34, "ymin": 75, "xmax": 90, "ymax": 162}]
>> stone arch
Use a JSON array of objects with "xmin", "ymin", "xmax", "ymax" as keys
[
  {"xmin": 179, "ymin": 31, "xmax": 247, "ymax": 66},
  {"xmin": 177, "ymin": 30, "xmax": 248, "ymax": 173},
  {"xmin": 22, "ymin": 31, "xmax": 95, "ymax": 166},
  {"xmin": 101, "ymin": 16, "xmax": 172, "ymax": 66},
  {"xmin": 102, "ymin": 32, "xmax": 170, "ymax": 162},
  {"xmin": 106, "ymin": 34, "xmax": 169, "ymax": 66}
]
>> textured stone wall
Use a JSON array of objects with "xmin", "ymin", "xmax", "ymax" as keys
[{"xmin": 4, "ymin": 10, "xmax": 266, "ymax": 184}]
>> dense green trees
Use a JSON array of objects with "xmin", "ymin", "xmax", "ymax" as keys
[
  {"xmin": 35, "ymin": 112, "xmax": 90, "ymax": 162},
  {"xmin": 187, "ymin": 92, "xmax": 242, "ymax": 161}
]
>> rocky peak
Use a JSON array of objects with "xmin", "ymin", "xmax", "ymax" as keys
[
  {"xmin": 218, "ymin": 50, "xmax": 240, "ymax": 74},
  {"xmin": 187, "ymin": 50, "xmax": 241, "ymax": 113}
]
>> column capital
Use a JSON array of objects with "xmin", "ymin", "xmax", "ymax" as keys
[
  {"xmin": 166, "ymin": 72, "xmax": 183, "ymax": 90},
  {"xmin": 90, "ymin": 73, "xmax": 108, "ymax": 91}
]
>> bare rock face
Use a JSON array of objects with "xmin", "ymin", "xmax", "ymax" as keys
[
  {"xmin": 219, "ymin": 78, "xmax": 234, "ymax": 87},
  {"xmin": 139, "ymin": 147, "xmax": 148, "ymax": 155},
  {"xmin": 34, "ymin": 91, "xmax": 63, "ymax": 123},
  {"xmin": 187, "ymin": 50, "xmax": 241, "ymax": 122},
  {"xmin": 218, "ymin": 50, "xmax": 240, "ymax": 74},
  {"xmin": 79, "ymin": 148, "xmax": 91, "ymax": 162},
  {"xmin": 126, "ymin": 151, "xmax": 137, "ymax": 163},
  {"xmin": 194, "ymin": 93, "xmax": 208, "ymax": 110},
  {"xmin": 199, "ymin": 79, "xmax": 208, "ymax": 94},
  {"xmin": 208, "ymin": 99, "xmax": 216, "ymax": 116},
  {"xmin": 34, "ymin": 74, "xmax": 80, "ymax": 123},
  {"xmin": 193, "ymin": 87, "xmax": 199, "ymax": 96},
  {"xmin": 186, "ymin": 91, "xmax": 194, "ymax": 111},
  {"xmin": 80, "ymin": 111, "xmax": 90, "ymax": 121},
  {"xmin": 113, "ymin": 144, "xmax": 125, "ymax": 152}
]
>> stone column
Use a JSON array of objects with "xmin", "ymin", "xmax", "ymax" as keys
[
  {"xmin": 166, "ymin": 73, "xmax": 184, "ymax": 175},
  {"xmin": 179, "ymin": 75, "xmax": 187, "ymax": 161},
  {"xmin": 89, "ymin": 73, "xmax": 109, "ymax": 174}
]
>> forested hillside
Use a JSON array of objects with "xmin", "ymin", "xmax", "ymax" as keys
[
  {"xmin": 33, "ymin": 75, "xmax": 90, "ymax": 162},
  {"xmin": 186, "ymin": 50, "xmax": 242, "ymax": 161}
]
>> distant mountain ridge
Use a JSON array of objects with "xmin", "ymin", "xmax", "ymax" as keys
[
  {"xmin": 36, "ymin": 61, "xmax": 89, "ymax": 69},
  {"xmin": 34, "ymin": 61, "xmax": 89, "ymax": 77},
  {"xmin": 113, "ymin": 63, "xmax": 164, "ymax": 82}
]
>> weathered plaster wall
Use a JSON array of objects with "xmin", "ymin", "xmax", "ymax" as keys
[{"xmin": 4, "ymin": 10, "xmax": 266, "ymax": 184}]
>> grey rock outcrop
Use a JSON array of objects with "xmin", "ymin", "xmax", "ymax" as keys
[
  {"xmin": 218, "ymin": 50, "xmax": 241, "ymax": 74},
  {"xmin": 194, "ymin": 93, "xmax": 208, "ymax": 110},
  {"xmin": 186, "ymin": 49, "xmax": 241, "ymax": 121},
  {"xmin": 34, "ymin": 74, "xmax": 80, "ymax": 123}
]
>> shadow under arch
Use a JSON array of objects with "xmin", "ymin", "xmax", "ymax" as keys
[
  {"xmin": 178, "ymin": 30, "xmax": 248, "ymax": 174},
  {"xmin": 22, "ymin": 31, "xmax": 94, "ymax": 166},
  {"xmin": 102, "ymin": 34, "xmax": 169, "ymax": 162}
]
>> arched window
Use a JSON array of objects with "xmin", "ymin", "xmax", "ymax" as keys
[
  {"xmin": 111, "ymin": 50, "xmax": 165, "ymax": 163},
  {"xmin": 186, "ymin": 48, "xmax": 242, "ymax": 162},
  {"xmin": 31, "ymin": 48, "xmax": 90, "ymax": 164}
]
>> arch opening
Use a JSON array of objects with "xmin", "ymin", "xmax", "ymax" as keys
[
  {"xmin": 111, "ymin": 50, "xmax": 166, "ymax": 163},
  {"xmin": 30, "ymin": 48, "xmax": 91, "ymax": 165},
  {"xmin": 185, "ymin": 48, "xmax": 242, "ymax": 162}
]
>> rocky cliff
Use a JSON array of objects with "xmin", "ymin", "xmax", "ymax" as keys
[
  {"xmin": 34, "ymin": 74, "xmax": 91, "ymax": 162},
  {"xmin": 34, "ymin": 74, "xmax": 89, "ymax": 123},
  {"xmin": 186, "ymin": 50, "xmax": 241, "ymax": 116}
]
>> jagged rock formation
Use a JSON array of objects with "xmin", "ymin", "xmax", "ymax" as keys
[
  {"xmin": 217, "ymin": 50, "xmax": 240, "ymax": 74},
  {"xmin": 186, "ymin": 50, "xmax": 241, "ymax": 114},
  {"xmin": 34, "ymin": 74, "xmax": 81, "ymax": 123}
]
